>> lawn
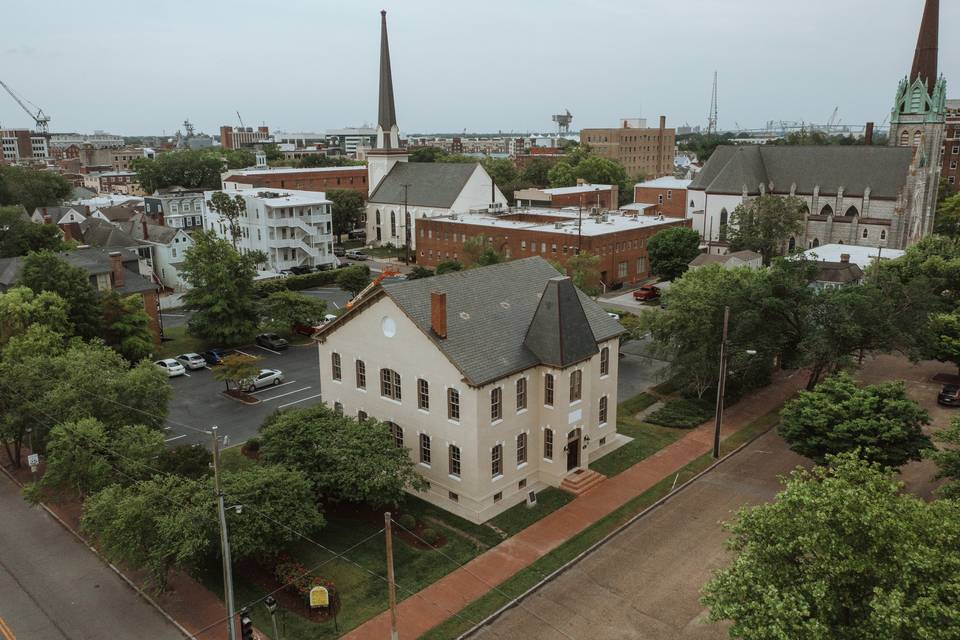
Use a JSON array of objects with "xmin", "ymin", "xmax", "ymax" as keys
[
  {"xmin": 488, "ymin": 488, "xmax": 574, "ymax": 537},
  {"xmin": 363, "ymin": 245, "xmax": 407, "ymax": 259},
  {"xmin": 155, "ymin": 325, "xmax": 206, "ymax": 360}
]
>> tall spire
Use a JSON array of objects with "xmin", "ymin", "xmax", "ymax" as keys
[
  {"xmin": 910, "ymin": 0, "xmax": 939, "ymax": 94},
  {"xmin": 377, "ymin": 10, "xmax": 398, "ymax": 144}
]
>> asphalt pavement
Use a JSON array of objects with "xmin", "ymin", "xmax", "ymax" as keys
[{"xmin": 0, "ymin": 476, "xmax": 184, "ymax": 640}]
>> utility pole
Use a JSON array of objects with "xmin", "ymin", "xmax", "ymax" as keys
[
  {"xmin": 713, "ymin": 306, "xmax": 730, "ymax": 459},
  {"xmin": 577, "ymin": 194, "xmax": 583, "ymax": 254},
  {"xmin": 401, "ymin": 183, "xmax": 411, "ymax": 265},
  {"xmin": 212, "ymin": 426, "xmax": 238, "ymax": 640},
  {"xmin": 384, "ymin": 512, "xmax": 399, "ymax": 640}
]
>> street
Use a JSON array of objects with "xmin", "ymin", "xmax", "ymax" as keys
[{"xmin": 0, "ymin": 476, "xmax": 184, "ymax": 640}]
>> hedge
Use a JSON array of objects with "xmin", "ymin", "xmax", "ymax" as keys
[
  {"xmin": 646, "ymin": 398, "xmax": 714, "ymax": 429},
  {"xmin": 253, "ymin": 270, "xmax": 342, "ymax": 297}
]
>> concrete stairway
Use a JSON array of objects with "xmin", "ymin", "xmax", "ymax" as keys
[{"xmin": 560, "ymin": 469, "xmax": 606, "ymax": 496}]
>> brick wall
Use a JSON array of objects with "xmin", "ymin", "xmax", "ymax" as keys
[
  {"xmin": 224, "ymin": 167, "xmax": 369, "ymax": 197},
  {"xmin": 633, "ymin": 186, "xmax": 687, "ymax": 217}
]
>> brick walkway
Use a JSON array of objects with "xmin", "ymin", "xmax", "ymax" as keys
[{"xmin": 345, "ymin": 370, "xmax": 806, "ymax": 639}]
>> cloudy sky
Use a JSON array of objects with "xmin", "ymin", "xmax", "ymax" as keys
[{"xmin": 1, "ymin": 0, "xmax": 956, "ymax": 136}]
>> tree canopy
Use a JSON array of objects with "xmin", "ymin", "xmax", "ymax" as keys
[
  {"xmin": 928, "ymin": 307, "xmax": 960, "ymax": 375},
  {"xmin": 0, "ymin": 286, "xmax": 69, "ymax": 347},
  {"xmin": 204, "ymin": 191, "xmax": 246, "ymax": 248},
  {"xmin": 257, "ymin": 290, "xmax": 327, "ymax": 334},
  {"xmin": 647, "ymin": 226, "xmax": 702, "ymax": 281},
  {"xmin": 702, "ymin": 452, "xmax": 960, "ymax": 640},
  {"xmin": 335, "ymin": 264, "xmax": 371, "ymax": 296},
  {"xmin": 0, "ymin": 165, "xmax": 72, "ymax": 212},
  {"xmin": 132, "ymin": 149, "xmax": 225, "ymax": 193},
  {"xmin": 727, "ymin": 195, "xmax": 805, "ymax": 264},
  {"xmin": 779, "ymin": 372, "xmax": 931, "ymax": 467},
  {"xmin": 0, "ymin": 205, "xmax": 65, "ymax": 257},
  {"xmin": 102, "ymin": 292, "xmax": 154, "ymax": 362},
  {"xmin": 326, "ymin": 189, "xmax": 365, "ymax": 240},
  {"xmin": 934, "ymin": 192, "xmax": 960, "ymax": 238},
  {"xmin": 20, "ymin": 251, "xmax": 103, "ymax": 340}
]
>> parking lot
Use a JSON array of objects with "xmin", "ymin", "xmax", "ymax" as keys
[{"xmin": 163, "ymin": 340, "xmax": 324, "ymax": 447}]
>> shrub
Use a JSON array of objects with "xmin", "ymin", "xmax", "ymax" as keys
[
  {"xmin": 646, "ymin": 398, "xmax": 714, "ymax": 428},
  {"xmin": 398, "ymin": 514, "xmax": 417, "ymax": 531},
  {"xmin": 253, "ymin": 270, "xmax": 340, "ymax": 297},
  {"xmin": 157, "ymin": 444, "xmax": 212, "ymax": 479},
  {"xmin": 244, "ymin": 438, "xmax": 260, "ymax": 453},
  {"xmin": 274, "ymin": 555, "xmax": 338, "ymax": 608},
  {"xmin": 421, "ymin": 527, "xmax": 440, "ymax": 545}
]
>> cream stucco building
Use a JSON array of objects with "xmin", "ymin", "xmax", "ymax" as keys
[{"xmin": 314, "ymin": 257, "xmax": 627, "ymax": 523}]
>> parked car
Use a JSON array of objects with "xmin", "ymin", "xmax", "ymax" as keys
[
  {"xmin": 633, "ymin": 285, "xmax": 661, "ymax": 301},
  {"xmin": 175, "ymin": 352, "xmax": 207, "ymax": 370},
  {"xmin": 348, "ymin": 229, "xmax": 366, "ymax": 240},
  {"xmin": 256, "ymin": 333, "xmax": 289, "ymax": 350},
  {"xmin": 333, "ymin": 246, "xmax": 346, "ymax": 257},
  {"xmin": 607, "ymin": 312, "xmax": 620, "ymax": 320},
  {"xmin": 345, "ymin": 250, "xmax": 369, "ymax": 261},
  {"xmin": 202, "ymin": 348, "xmax": 229, "ymax": 366},
  {"xmin": 293, "ymin": 323, "xmax": 322, "ymax": 336},
  {"xmin": 289, "ymin": 265, "xmax": 312, "ymax": 275},
  {"xmin": 154, "ymin": 358, "xmax": 186, "ymax": 377},
  {"xmin": 938, "ymin": 384, "xmax": 960, "ymax": 407},
  {"xmin": 243, "ymin": 368, "xmax": 284, "ymax": 392}
]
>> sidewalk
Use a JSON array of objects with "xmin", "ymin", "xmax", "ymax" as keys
[{"xmin": 345, "ymin": 370, "xmax": 806, "ymax": 639}]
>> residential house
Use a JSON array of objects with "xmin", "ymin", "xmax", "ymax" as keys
[{"xmin": 688, "ymin": 250, "xmax": 762, "ymax": 271}]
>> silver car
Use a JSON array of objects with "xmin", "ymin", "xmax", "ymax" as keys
[
  {"xmin": 155, "ymin": 358, "xmax": 186, "ymax": 377},
  {"xmin": 176, "ymin": 352, "xmax": 207, "ymax": 370},
  {"xmin": 244, "ymin": 368, "xmax": 284, "ymax": 392}
]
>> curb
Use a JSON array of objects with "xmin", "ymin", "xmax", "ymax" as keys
[
  {"xmin": 458, "ymin": 425, "xmax": 778, "ymax": 639},
  {"xmin": 0, "ymin": 463, "xmax": 192, "ymax": 639}
]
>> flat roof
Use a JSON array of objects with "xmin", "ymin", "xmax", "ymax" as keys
[
  {"xmin": 797, "ymin": 243, "xmax": 904, "ymax": 269},
  {"xmin": 542, "ymin": 183, "xmax": 613, "ymax": 196},
  {"xmin": 619, "ymin": 203, "xmax": 656, "ymax": 211},
  {"xmin": 225, "ymin": 165, "xmax": 363, "ymax": 177},
  {"xmin": 206, "ymin": 187, "xmax": 331, "ymax": 206},
  {"xmin": 430, "ymin": 209, "xmax": 680, "ymax": 237},
  {"xmin": 635, "ymin": 177, "xmax": 692, "ymax": 189}
]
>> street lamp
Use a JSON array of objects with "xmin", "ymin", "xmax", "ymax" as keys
[
  {"xmin": 264, "ymin": 595, "xmax": 281, "ymax": 640},
  {"xmin": 712, "ymin": 306, "xmax": 757, "ymax": 459}
]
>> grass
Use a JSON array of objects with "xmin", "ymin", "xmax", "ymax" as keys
[
  {"xmin": 646, "ymin": 397, "xmax": 715, "ymax": 429},
  {"xmin": 364, "ymin": 245, "xmax": 406, "ymax": 259},
  {"xmin": 618, "ymin": 391, "xmax": 658, "ymax": 416},
  {"xmin": 420, "ymin": 409, "xmax": 784, "ymax": 640},
  {"xmin": 589, "ymin": 393, "xmax": 687, "ymax": 478},
  {"xmin": 219, "ymin": 446, "xmax": 255, "ymax": 472},
  {"xmin": 650, "ymin": 376, "xmax": 681, "ymax": 396},
  {"xmin": 156, "ymin": 325, "xmax": 206, "ymax": 359},
  {"xmin": 487, "ymin": 488, "xmax": 574, "ymax": 537}
]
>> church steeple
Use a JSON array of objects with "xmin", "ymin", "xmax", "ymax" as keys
[
  {"xmin": 367, "ymin": 10, "xmax": 407, "ymax": 196},
  {"xmin": 377, "ymin": 10, "xmax": 398, "ymax": 140},
  {"xmin": 910, "ymin": 0, "xmax": 939, "ymax": 95}
]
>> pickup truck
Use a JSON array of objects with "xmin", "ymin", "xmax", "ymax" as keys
[{"xmin": 632, "ymin": 284, "xmax": 661, "ymax": 301}]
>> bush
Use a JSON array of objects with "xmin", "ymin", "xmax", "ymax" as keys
[
  {"xmin": 157, "ymin": 444, "xmax": 212, "ymax": 479},
  {"xmin": 274, "ymin": 555, "xmax": 338, "ymax": 609},
  {"xmin": 646, "ymin": 398, "xmax": 714, "ymax": 428},
  {"xmin": 253, "ymin": 270, "xmax": 340, "ymax": 297},
  {"xmin": 421, "ymin": 527, "xmax": 440, "ymax": 545},
  {"xmin": 398, "ymin": 514, "xmax": 417, "ymax": 530},
  {"xmin": 244, "ymin": 438, "xmax": 260, "ymax": 453}
]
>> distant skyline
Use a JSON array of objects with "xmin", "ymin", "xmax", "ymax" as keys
[{"xmin": 1, "ymin": 0, "xmax": 957, "ymax": 137}]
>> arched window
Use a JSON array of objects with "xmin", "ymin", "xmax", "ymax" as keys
[
  {"xmin": 516, "ymin": 433, "xmax": 527, "ymax": 464},
  {"xmin": 405, "ymin": 211, "xmax": 412, "ymax": 243},
  {"xmin": 881, "ymin": 229, "xmax": 887, "ymax": 240},
  {"xmin": 569, "ymin": 370, "xmax": 582, "ymax": 403},
  {"xmin": 862, "ymin": 228, "xmax": 869, "ymax": 238},
  {"xmin": 900, "ymin": 130, "xmax": 910, "ymax": 146},
  {"xmin": 913, "ymin": 130, "xmax": 922, "ymax": 147},
  {"xmin": 600, "ymin": 347, "xmax": 610, "ymax": 376},
  {"xmin": 690, "ymin": 199, "xmax": 695, "ymax": 208},
  {"xmin": 386, "ymin": 421, "xmax": 403, "ymax": 448},
  {"xmin": 845, "ymin": 206, "xmax": 859, "ymax": 217},
  {"xmin": 719, "ymin": 208, "xmax": 728, "ymax": 241},
  {"xmin": 544, "ymin": 373, "xmax": 554, "ymax": 406},
  {"xmin": 788, "ymin": 237, "xmax": 796, "ymax": 252},
  {"xmin": 390, "ymin": 211, "xmax": 396, "ymax": 237},
  {"xmin": 375, "ymin": 209, "xmax": 381, "ymax": 225},
  {"xmin": 820, "ymin": 204, "xmax": 833, "ymax": 217},
  {"xmin": 800, "ymin": 202, "xmax": 810, "ymax": 216},
  {"xmin": 812, "ymin": 238, "xmax": 820, "ymax": 248}
]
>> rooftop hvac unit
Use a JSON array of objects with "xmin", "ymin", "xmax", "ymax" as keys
[{"xmin": 554, "ymin": 222, "xmax": 563, "ymax": 229}]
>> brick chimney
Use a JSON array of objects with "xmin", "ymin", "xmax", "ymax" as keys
[
  {"xmin": 141, "ymin": 217, "xmax": 149, "ymax": 240},
  {"xmin": 431, "ymin": 291, "xmax": 447, "ymax": 338},
  {"xmin": 840, "ymin": 253, "xmax": 850, "ymax": 263},
  {"xmin": 864, "ymin": 122, "xmax": 874, "ymax": 145},
  {"xmin": 109, "ymin": 251, "xmax": 124, "ymax": 288}
]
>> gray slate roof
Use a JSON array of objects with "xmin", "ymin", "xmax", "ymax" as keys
[
  {"xmin": 690, "ymin": 146, "xmax": 916, "ymax": 199},
  {"xmin": 689, "ymin": 249, "xmax": 762, "ymax": 267},
  {"xmin": 523, "ymin": 277, "xmax": 599, "ymax": 368},
  {"xmin": 118, "ymin": 216, "xmax": 180, "ymax": 245},
  {"xmin": 80, "ymin": 218, "xmax": 138, "ymax": 249},
  {"xmin": 814, "ymin": 261, "xmax": 865, "ymax": 284},
  {"xmin": 378, "ymin": 256, "xmax": 623, "ymax": 386},
  {"xmin": 0, "ymin": 247, "xmax": 156, "ymax": 296},
  {"xmin": 368, "ymin": 162, "xmax": 480, "ymax": 208}
]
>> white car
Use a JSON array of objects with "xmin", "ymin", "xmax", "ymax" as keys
[
  {"xmin": 607, "ymin": 312, "xmax": 621, "ymax": 320},
  {"xmin": 244, "ymin": 368, "xmax": 284, "ymax": 392},
  {"xmin": 175, "ymin": 352, "xmax": 206, "ymax": 370},
  {"xmin": 155, "ymin": 358, "xmax": 186, "ymax": 377}
]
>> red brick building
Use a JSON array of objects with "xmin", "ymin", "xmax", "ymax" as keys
[
  {"xmin": 513, "ymin": 183, "xmax": 618, "ymax": 209},
  {"xmin": 632, "ymin": 177, "xmax": 691, "ymax": 218},
  {"xmin": 416, "ymin": 209, "xmax": 690, "ymax": 286},
  {"xmin": 943, "ymin": 99, "xmax": 959, "ymax": 191},
  {"xmin": 220, "ymin": 125, "xmax": 271, "ymax": 149},
  {"xmin": 221, "ymin": 166, "xmax": 369, "ymax": 197}
]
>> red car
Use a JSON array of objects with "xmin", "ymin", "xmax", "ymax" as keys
[{"xmin": 633, "ymin": 285, "xmax": 661, "ymax": 301}]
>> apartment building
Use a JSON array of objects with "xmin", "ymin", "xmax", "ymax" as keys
[
  {"xmin": 203, "ymin": 188, "xmax": 337, "ymax": 272},
  {"xmin": 580, "ymin": 116, "xmax": 675, "ymax": 179},
  {"xmin": 1, "ymin": 129, "xmax": 49, "ymax": 164},
  {"xmin": 143, "ymin": 187, "xmax": 206, "ymax": 230},
  {"xmin": 315, "ymin": 257, "xmax": 625, "ymax": 522},
  {"xmin": 219, "ymin": 125, "xmax": 271, "ymax": 149}
]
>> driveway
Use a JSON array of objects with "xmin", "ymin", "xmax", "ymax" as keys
[
  {"xmin": 618, "ymin": 336, "xmax": 671, "ymax": 400},
  {"xmin": 163, "ymin": 341, "xmax": 324, "ymax": 448},
  {"xmin": 471, "ymin": 430, "xmax": 809, "ymax": 640},
  {"xmin": 0, "ymin": 477, "xmax": 184, "ymax": 640}
]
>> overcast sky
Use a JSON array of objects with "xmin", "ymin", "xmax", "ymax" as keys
[{"xmin": 1, "ymin": 0, "xmax": 956, "ymax": 136}]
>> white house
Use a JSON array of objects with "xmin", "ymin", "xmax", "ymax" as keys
[
  {"xmin": 203, "ymin": 188, "xmax": 336, "ymax": 273},
  {"xmin": 315, "ymin": 257, "xmax": 627, "ymax": 523}
]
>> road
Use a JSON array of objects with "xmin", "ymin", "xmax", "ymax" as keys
[
  {"xmin": 0, "ymin": 476, "xmax": 184, "ymax": 640},
  {"xmin": 471, "ymin": 430, "xmax": 808, "ymax": 640}
]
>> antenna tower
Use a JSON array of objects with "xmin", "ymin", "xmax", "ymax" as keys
[{"xmin": 707, "ymin": 71, "xmax": 718, "ymax": 136}]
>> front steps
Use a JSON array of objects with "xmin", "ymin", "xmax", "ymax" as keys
[{"xmin": 560, "ymin": 469, "xmax": 606, "ymax": 496}]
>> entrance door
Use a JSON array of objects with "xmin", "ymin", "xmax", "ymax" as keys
[{"xmin": 566, "ymin": 428, "xmax": 581, "ymax": 471}]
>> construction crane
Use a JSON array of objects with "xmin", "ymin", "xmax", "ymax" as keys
[
  {"xmin": 346, "ymin": 269, "xmax": 400, "ymax": 309},
  {"xmin": 236, "ymin": 111, "xmax": 245, "ymax": 129},
  {"xmin": 826, "ymin": 107, "xmax": 840, "ymax": 129},
  {"xmin": 0, "ymin": 79, "xmax": 51, "ymax": 134}
]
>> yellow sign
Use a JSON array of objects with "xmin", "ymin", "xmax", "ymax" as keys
[{"xmin": 309, "ymin": 586, "xmax": 329, "ymax": 608}]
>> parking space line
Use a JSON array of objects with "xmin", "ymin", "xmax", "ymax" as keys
[
  {"xmin": 255, "ymin": 345, "xmax": 282, "ymax": 355},
  {"xmin": 234, "ymin": 349, "xmax": 256, "ymax": 358},
  {"xmin": 249, "ymin": 380, "xmax": 298, "ymax": 394},
  {"xmin": 165, "ymin": 434, "xmax": 187, "ymax": 442},
  {"xmin": 279, "ymin": 393, "xmax": 323, "ymax": 409},
  {"xmin": 261, "ymin": 387, "xmax": 312, "ymax": 402}
]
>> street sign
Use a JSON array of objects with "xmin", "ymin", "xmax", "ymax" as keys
[
  {"xmin": 27, "ymin": 454, "xmax": 39, "ymax": 467},
  {"xmin": 309, "ymin": 586, "xmax": 329, "ymax": 608}
]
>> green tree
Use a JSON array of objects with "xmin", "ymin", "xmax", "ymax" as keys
[
  {"xmin": 934, "ymin": 192, "xmax": 960, "ymax": 238},
  {"xmin": 102, "ymin": 292, "xmax": 154, "ymax": 362},
  {"xmin": 213, "ymin": 353, "xmax": 262, "ymax": 391},
  {"xmin": 0, "ymin": 206, "xmax": 65, "ymax": 257},
  {"xmin": 260, "ymin": 404, "xmax": 427, "ymax": 507},
  {"xmin": 20, "ymin": 251, "xmax": 102, "ymax": 339},
  {"xmin": 0, "ymin": 165, "xmax": 72, "ymax": 212},
  {"xmin": 180, "ymin": 231, "xmax": 262, "ymax": 344},
  {"xmin": 647, "ymin": 227, "xmax": 702, "ymax": 281},
  {"xmin": 480, "ymin": 157, "xmax": 519, "ymax": 189},
  {"xmin": 563, "ymin": 252, "xmax": 601, "ymax": 296},
  {"xmin": 408, "ymin": 146, "xmax": 445, "ymax": 162},
  {"xmin": 326, "ymin": 189, "xmax": 365, "ymax": 240},
  {"xmin": 547, "ymin": 161, "xmax": 576, "ymax": 187},
  {"xmin": 204, "ymin": 191, "xmax": 246, "ymax": 249},
  {"xmin": 932, "ymin": 417, "xmax": 960, "ymax": 500},
  {"xmin": 435, "ymin": 260, "xmax": 463, "ymax": 275},
  {"xmin": 406, "ymin": 266, "xmax": 434, "ymax": 280},
  {"xmin": 520, "ymin": 158, "xmax": 553, "ymax": 187},
  {"xmin": 462, "ymin": 236, "xmax": 503, "ymax": 268},
  {"xmin": 220, "ymin": 148, "xmax": 256, "ymax": 169},
  {"xmin": 779, "ymin": 372, "xmax": 931, "ymax": 467},
  {"xmin": 295, "ymin": 155, "xmax": 360, "ymax": 168},
  {"xmin": 573, "ymin": 156, "xmax": 629, "ymax": 201},
  {"xmin": 727, "ymin": 195, "xmax": 805, "ymax": 264},
  {"xmin": 928, "ymin": 308, "xmax": 960, "ymax": 375},
  {"xmin": 335, "ymin": 265, "xmax": 371, "ymax": 296},
  {"xmin": 0, "ymin": 286, "xmax": 69, "ymax": 346},
  {"xmin": 258, "ymin": 290, "xmax": 327, "ymax": 334},
  {"xmin": 132, "ymin": 149, "xmax": 224, "ymax": 193},
  {"xmin": 701, "ymin": 452, "xmax": 960, "ymax": 640},
  {"xmin": 157, "ymin": 444, "xmax": 211, "ymax": 479}
]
